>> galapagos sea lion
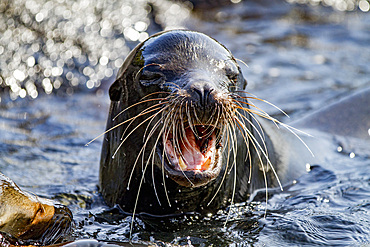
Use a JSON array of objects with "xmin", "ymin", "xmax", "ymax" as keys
[
  {"xmin": 98, "ymin": 30, "xmax": 323, "ymax": 216},
  {"xmin": 0, "ymin": 173, "xmax": 73, "ymax": 245},
  {"xmin": 1, "ymin": 30, "xmax": 368, "ymax": 246}
]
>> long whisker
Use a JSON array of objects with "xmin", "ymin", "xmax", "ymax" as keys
[
  {"xmin": 234, "ymin": 108, "xmax": 269, "ymax": 157},
  {"xmin": 179, "ymin": 101, "xmax": 195, "ymax": 154},
  {"xmin": 223, "ymin": 117, "xmax": 238, "ymax": 227},
  {"xmin": 234, "ymin": 93, "xmax": 290, "ymax": 118},
  {"xmin": 147, "ymin": 107, "xmax": 181, "ymax": 207},
  {"xmin": 128, "ymin": 105, "xmax": 180, "ymax": 236},
  {"xmin": 228, "ymin": 107, "xmax": 253, "ymax": 184},
  {"xmin": 140, "ymin": 108, "xmax": 169, "ymax": 173},
  {"xmin": 129, "ymin": 116, "xmax": 169, "ymax": 239},
  {"xmin": 233, "ymin": 88, "xmax": 314, "ymax": 216},
  {"xmin": 235, "ymin": 58, "xmax": 249, "ymax": 68},
  {"xmin": 134, "ymin": 63, "xmax": 163, "ymax": 81},
  {"xmin": 280, "ymin": 123, "xmax": 314, "ymax": 157},
  {"xmin": 234, "ymin": 110, "xmax": 283, "ymax": 191},
  {"xmin": 233, "ymin": 92, "xmax": 314, "ymax": 216},
  {"xmin": 229, "ymin": 108, "xmax": 270, "ymax": 216},
  {"xmin": 151, "ymin": 151, "xmax": 161, "ymax": 207},
  {"xmin": 187, "ymin": 101, "xmax": 199, "ymax": 139},
  {"xmin": 207, "ymin": 105, "xmax": 233, "ymax": 206},
  {"xmin": 85, "ymin": 101, "xmax": 168, "ymax": 146},
  {"xmin": 126, "ymin": 108, "xmax": 169, "ymax": 189},
  {"xmin": 233, "ymin": 97, "xmax": 314, "ymax": 157},
  {"xmin": 163, "ymin": 81, "xmax": 182, "ymax": 91},
  {"xmin": 112, "ymin": 107, "xmax": 167, "ymax": 159},
  {"xmin": 160, "ymin": 94, "xmax": 196, "ymax": 202},
  {"xmin": 161, "ymin": 109, "xmax": 179, "ymax": 207},
  {"xmin": 141, "ymin": 101, "xmax": 179, "ymax": 142},
  {"xmin": 192, "ymin": 105, "xmax": 202, "ymax": 124},
  {"xmin": 113, "ymin": 97, "xmax": 168, "ymax": 120},
  {"xmin": 171, "ymin": 102, "xmax": 195, "ymax": 185}
]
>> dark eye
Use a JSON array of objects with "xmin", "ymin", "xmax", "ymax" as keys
[
  {"xmin": 227, "ymin": 73, "xmax": 239, "ymax": 85},
  {"xmin": 225, "ymin": 69, "xmax": 240, "ymax": 86},
  {"xmin": 224, "ymin": 63, "xmax": 240, "ymax": 86},
  {"xmin": 138, "ymin": 70, "xmax": 165, "ymax": 86}
]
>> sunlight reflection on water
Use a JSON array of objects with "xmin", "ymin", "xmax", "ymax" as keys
[
  {"xmin": 0, "ymin": 0, "xmax": 189, "ymax": 100},
  {"xmin": 0, "ymin": 0, "xmax": 369, "ymax": 246}
]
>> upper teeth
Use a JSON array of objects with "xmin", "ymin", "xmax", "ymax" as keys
[{"xmin": 178, "ymin": 156, "xmax": 187, "ymax": 170}]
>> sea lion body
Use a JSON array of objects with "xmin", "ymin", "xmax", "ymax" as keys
[
  {"xmin": 293, "ymin": 87, "xmax": 370, "ymax": 140},
  {"xmin": 0, "ymin": 173, "xmax": 72, "ymax": 245},
  {"xmin": 99, "ymin": 30, "xmax": 315, "ymax": 215}
]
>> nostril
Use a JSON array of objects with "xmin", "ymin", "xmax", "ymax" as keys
[
  {"xmin": 204, "ymin": 87, "xmax": 214, "ymax": 99},
  {"xmin": 193, "ymin": 87, "xmax": 203, "ymax": 100},
  {"xmin": 192, "ymin": 85, "xmax": 214, "ymax": 107}
]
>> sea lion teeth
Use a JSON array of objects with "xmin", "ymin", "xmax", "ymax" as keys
[
  {"xmin": 178, "ymin": 156, "xmax": 187, "ymax": 170},
  {"xmin": 202, "ymin": 157, "xmax": 212, "ymax": 170}
]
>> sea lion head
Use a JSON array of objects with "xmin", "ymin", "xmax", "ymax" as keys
[{"xmin": 107, "ymin": 30, "xmax": 247, "ymax": 188}]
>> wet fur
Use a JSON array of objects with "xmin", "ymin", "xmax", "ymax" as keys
[{"xmin": 96, "ymin": 31, "xmax": 312, "ymax": 236}]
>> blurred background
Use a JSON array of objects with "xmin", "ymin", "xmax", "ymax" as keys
[
  {"xmin": 0, "ymin": 0, "xmax": 369, "ymax": 245},
  {"xmin": 0, "ymin": 0, "xmax": 369, "ymax": 101}
]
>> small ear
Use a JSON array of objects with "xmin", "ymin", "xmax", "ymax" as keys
[
  {"xmin": 242, "ymin": 79, "xmax": 248, "ymax": 90},
  {"xmin": 109, "ymin": 79, "xmax": 123, "ymax": 101}
]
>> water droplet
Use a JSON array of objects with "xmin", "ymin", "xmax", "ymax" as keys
[
  {"xmin": 13, "ymin": 69, "xmax": 26, "ymax": 81},
  {"xmin": 305, "ymin": 163, "xmax": 311, "ymax": 172},
  {"xmin": 359, "ymin": 0, "xmax": 370, "ymax": 12},
  {"xmin": 35, "ymin": 12, "xmax": 44, "ymax": 22}
]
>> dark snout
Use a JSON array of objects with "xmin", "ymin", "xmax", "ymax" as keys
[
  {"xmin": 189, "ymin": 82, "xmax": 217, "ymax": 108},
  {"xmin": 184, "ymin": 79, "xmax": 222, "ymax": 123}
]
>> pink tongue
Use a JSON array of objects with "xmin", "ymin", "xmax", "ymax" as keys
[
  {"xmin": 181, "ymin": 127, "xmax": 217, "ymax": 171},
  {"xmin": 164, "ymin": 127, "xmax": 215, "ymax": 171},
  {"xmin": 181, "ymin": 128, "xmax": 207, "ymax": 170}
]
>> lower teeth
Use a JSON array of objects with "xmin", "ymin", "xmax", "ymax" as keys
[{"xmin": 178, "ymin": 156, "xmax": 187, "ymax": 170}]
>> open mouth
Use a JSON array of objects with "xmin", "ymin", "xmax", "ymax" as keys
[{"xmin": 161, "ymin": 124, "xmax": 222, "ymax": 187}]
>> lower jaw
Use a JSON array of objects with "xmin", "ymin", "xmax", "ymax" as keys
[{"xmin": 164, "ymin": 161, "xmax": 220, "ymax": 187}]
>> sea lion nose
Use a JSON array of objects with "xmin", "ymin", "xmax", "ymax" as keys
[{"xmin": 190, "ymin": 83, "xmax": 216, "ymax": 108}]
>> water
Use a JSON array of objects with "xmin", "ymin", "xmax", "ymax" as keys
[{"xmin": 0, "ymin": 0, "xmax": 369, "ymax": 246}]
